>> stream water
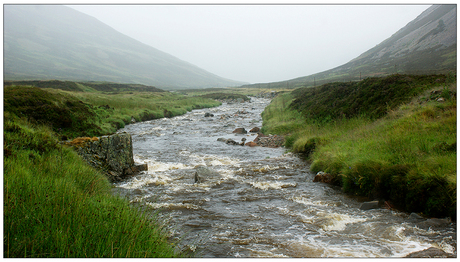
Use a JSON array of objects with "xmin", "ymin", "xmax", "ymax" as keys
[{"xmin": 114, "ymin": 97, "xmax": 456, "ymax": 258}]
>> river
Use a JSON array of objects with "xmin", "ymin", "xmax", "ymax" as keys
[{"xmin": 114, "ymin": 97, "xmax": 456, "ymax": 258}]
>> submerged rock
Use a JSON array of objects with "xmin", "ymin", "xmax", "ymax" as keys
[
  {"xmin": 194, "ymin": 166, "xmax": 220, "ymax": 183},
  {"xmin": 359, "ymin": 200, "xmax": 380, "ymax": 211},
  {"xmin": 405, "ymin": 247, "xmax": 455, "ymax": 258},
  {"xmin": 419, "ymin": 217, "xmax": 452, "ymax": 228},
  {"xmin": 232, "ymin": 127, "xmax": 247, "ymax": 134},
  {"xmin": 218, "ymin": 136, "xmax": 247, "ymax": 146},
  {"xmin": 225, "ymin": 138, "xmax": 238, "ymax": 145},
  {"xmin": 408, "ymin": 212, "xmax": 425, "ymax": 221},
  {"xmin": 124, "ymin": 163, "xmax": 148, "ymax": 176}
]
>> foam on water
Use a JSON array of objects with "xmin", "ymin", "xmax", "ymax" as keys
[
  {"xmin": 145, "ymin": 159, "xmax": 189, "ymax": 172},
  {"xmin": 188, "ymin": 153, "xmax": 241, "ymax": 167},
  {"xmin": 290, "ymin": 195, "xmax": 344, "ymax": 208},
  {"xmin": 119, "ymin": 172, "xmax": 173, "ymax": 189},
  {"xmin": 145, "ymin": 201, "xmax": 201, "ymax": 210},
  {"xmin": 319, "ymin": 212, "xmax": 367, "ymax": 231},
  {"xmin": 249, "ymin": 181, "xmax": 297, "ymax": 190}
]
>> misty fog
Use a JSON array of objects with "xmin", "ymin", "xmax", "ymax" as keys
[{"xmin": 69, "ymin": 4, "xmax": 430, "ymax": 83}]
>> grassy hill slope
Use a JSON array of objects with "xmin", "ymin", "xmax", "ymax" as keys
[
  {"xmin": 261, "ymin": 74, "xmax": 456, "ymax": 219},
  {"xmin": 3, "ymin": 5, "xmax": 246, "ymax": 89},
  {"xmin": 241, "ymin": 5, "xmax": 456, "ymax": 90}
]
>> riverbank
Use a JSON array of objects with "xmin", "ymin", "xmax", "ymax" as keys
[
  {"xmin": 3, "ymin": 83, "xmax": 225, "ymax": 257},
  {"xmin": 261, "ymin": 73, "xmax": 456, "ymax": 220}
]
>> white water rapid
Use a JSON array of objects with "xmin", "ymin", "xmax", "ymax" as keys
[{"xmin": 114, "ymin": 97, "xmax": 456, "ymax": 258}]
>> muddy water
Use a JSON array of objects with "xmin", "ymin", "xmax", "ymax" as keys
[{"xmin": 115, "ymin": 98, "xmax": 456, "ymax": 258}]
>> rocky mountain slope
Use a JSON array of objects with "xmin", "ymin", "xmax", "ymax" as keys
[
  {"xmin": 242, "ymin": 4, "xmax": 456, "ymax": 89},
  {"xmin": 3, "ymin": 5, "xmax": 246, "ymax": 89}
]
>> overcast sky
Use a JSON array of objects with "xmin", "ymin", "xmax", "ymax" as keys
[{"xmin": 69, "ymin": 4, "xmax": 431, "ymax": 84}]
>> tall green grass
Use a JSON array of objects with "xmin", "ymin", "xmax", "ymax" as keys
[
  {"xmin": 262, "ymin": 74, "xmax": 456, "ymax": 219},
  {"xmin": 3, "ymin": 85, "xmax": 224, "ymax": 258},
  {"xmin": 261, "ymin": 92, "xmax": 306, "ymax": 137},
  {"xmin": 4, "ymin": 117, "xmax": 189, "ymax": 258}
]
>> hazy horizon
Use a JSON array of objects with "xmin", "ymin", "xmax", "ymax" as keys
[{"xmin": 69, "ymin": 4, "xmax": 431, "ymax": 84}]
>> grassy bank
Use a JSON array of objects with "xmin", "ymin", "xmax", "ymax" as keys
[
  {"xmin": 68, "ymin": 89, "xmax": 220, "ymax": 136},
  {"xmin": 262, "ymin": 74, "xmax": 456, "ymax": 219},
  {"xmin": 4, "ymin": 84, "xmax": 221, "ymax": 139},
  {"xmin": 4, "ymin": 118, "xmax": 188, "ymax": 257},
  {"xmin": 4, "ymin": 83, "xmax": 223, "ymax": 257}
]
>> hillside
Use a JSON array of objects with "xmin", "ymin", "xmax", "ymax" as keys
[
  {"xmin": 4, "ymin": 80, "xmax": 165, "ymax": 93},
  {"xmin": 242, "ymin": 4, "xmax": 456, "ymax": 89},
  {"xmin": 3, "ymin": 5, "xmax": 246, "ymax": 90},
  {"xmin": 289, "ymin": 74, "xmax": 455, "ymax": 121},
  {"xmin": 261, "ymin": 73, "xmax": 456, "ymax": 218}
]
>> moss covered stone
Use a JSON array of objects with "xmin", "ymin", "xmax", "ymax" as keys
[{"xmin": 69, "ymin": 132, "xmax": 146, "ymax": 181}]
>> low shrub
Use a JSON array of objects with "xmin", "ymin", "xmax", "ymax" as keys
[
  {"xmin": 198, "ymin": 92, "xmax": 250, "ymax": 101},
  {"xmin": 289, "ymin": 74, "xmax": 454, "ymax": 122}
]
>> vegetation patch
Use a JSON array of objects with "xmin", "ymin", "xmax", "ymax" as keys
[
  {"xmin": 3, "ymin": 80, "xmax": 225, "ymax": 257},
  {"xmin": 289, "ymin": 74, "xmax": 451, "ymax": 121},
  {"xmin": 78, "ymin": 81, "xmax": 165, "ymax": 93},
  {"xmin": 4, "ymin": 86, "xmax": 102, "ymax": 139},
  {"xmin": 198, "ymin": 92, "xmax": 250, "ymax": 102},
  {"xmin": 262, "ymin": 73, "xmax": 456, "ymax": 219},
  {"xmin": 4, "ymin": 80, "xmax": 165, "ymax": 93},
  {"xmin": 4, "ymin": 80, "xmax": 84, "ymax": 91},
  {"xmin": 4, "ymin": 83, "xmax": 221, "ymax": 139},
  {"xmin": 4, "ymin": 118, "xmax": 188, "ymax": 258}
]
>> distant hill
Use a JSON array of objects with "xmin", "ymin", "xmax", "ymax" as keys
[
  {"xmin": 3, "ymin": 5, "xmax": 246, "ymax": 90},
  {"xmin": 242, "ymin": 4, "xmax": 456, "ymax": 89},
  {"xmin": 4, "ymin": 80, "xmax": 165, "ymax": 93}
]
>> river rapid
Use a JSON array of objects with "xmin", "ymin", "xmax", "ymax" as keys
[{"xmin": 114, "ymin": 97, "xmax": 456, "ymax": 258}]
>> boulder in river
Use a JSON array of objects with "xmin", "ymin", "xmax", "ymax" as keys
[
  {"xmin": 124, "ymin": 163, "xmax": 148, "ymax": 176},
  {"xmin": 225, "ymin": 138, "xmax": 246, "ymax": 146},
  {"xmin": 313, "ymin": 171, "xmax": 333, "ymax": 184},
  {"xmin": 253, "ymin": 133, "xmax": 267, "ymax": 142},
  {"xmin": 418, "ymin": 217, "xmax": 452, "ymax": 228},
  {"xmin": 232, "ymin": 127, "xmax": 247, "ymax": 134},
  {"xmin": 254, "ymin": 134, "xmax": 285, "ymax": 148},
  {"xmin": 225, "ymin": 138, "xmax": 238, "ymax": 145},
  {"xmin": 249, "ymin": 127, "xmax": 260, "ymax": 133},
  {"xmin": 245, "ymin": 141, "xmax": 258, "ymax": 147},
  {"xmin": 359, "ymin": 200, "xmax": 380, "ymax": 211},
  {"xmin": 67, "ymin": 132, "xmax": 147, "ymax": 182},
  {"xmin": 204, "ymin": 112, "xmax": 214, "ymax": 117}
]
